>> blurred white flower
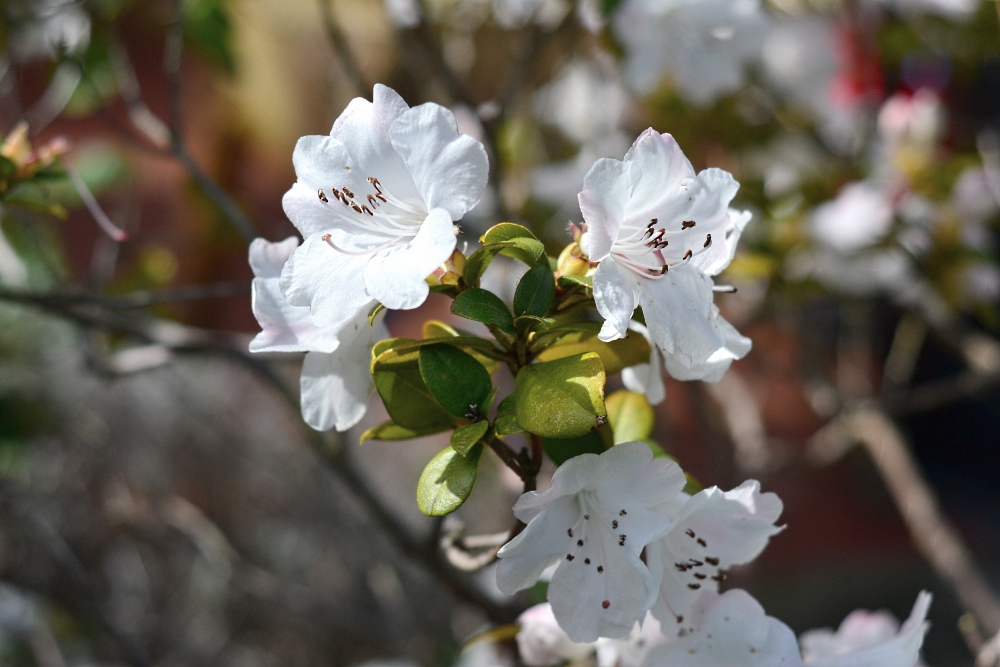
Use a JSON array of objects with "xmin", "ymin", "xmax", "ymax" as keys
[
  {"xmin": 614, "ymin": 0, "xmax": 768, "ymax": 105},
  {"xmin": 496, "ymin": 442, "xmax": 686, "ymax": 642},
  {"xmin": 579, "ymin": 129, "xmax": 752, "ymax": 381},
  {"xmin": 800, "ymin": 591, "xmax": 932, "ymax": 667},
  {"xmin": 810, "ymin": 181, "xmax": 895, "ymax": 254},
  {"xmin": 6, "ymin": 0, "xmax": 90, "ymax": 61},
  {"xmin": 280, "ymin": 84, "xmax": 488, "ymax": 327}
]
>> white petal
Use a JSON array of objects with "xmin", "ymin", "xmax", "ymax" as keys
[
  {"xmin": 622, "ymin": 130, "xmax": 696, "ymax": 221},
  {"xmin": 497, "ymin": 495, "xmax": 582, "ymax": 594},
  {"xmin": 249, "ymin": 236, "xmax": 299, "ymax": 278},
  {"xmin": 331, "ymin": 85, "xmax": 422, "ymax": 205},
  {"xmin": 621, "ymin": 323, "xmax": 666, "ymax": 405},
  {"xmin": 648, "ymin": 480, "xmax": 784, "ymax": 626},
  {"xmin": 593, "ymin": 259, "xmax": 637, "ymax": 342},
  {"xmin": 390, "ymin": 103, "xmax": 489, "ymax": 220},
  {"xmin": 516, "ymin": 603, "xmax": 596, "ymax": 666},
  {"xmin": 803, "ymin": 591, "xmax": 931, "ymax": 667},
  {"xmin": 279, "ymin": 233, "xmax": 372, "ymax": 328},
  {"xmin": 645, "ymin": 589, "xmax": 804, "ymax": 666},
  {"xmin": 363, "ymin": 207, "xmax": 456, "ymax": 310},
  {"xmin": 695, "ymin": 207, "xmax": 751, "ymax": 277},
  {"xmin": 250, "ymin": 237, "xmax": 341, "ymax": 353},
  {"xmin": 640, "ymin": 264, "xmax": 722, "ymax": 365},
  {"xmin": 579, "ymin": 157, "xmax": 633, "ymax": 261},
  {"xmin": 299, "ymin": 310, "xmax": 388, "ymax": 431},
  {"xmin": 662, "ymin": 311, "xmax": 751, "ymax": 383}
]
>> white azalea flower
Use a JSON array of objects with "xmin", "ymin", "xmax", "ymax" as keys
[
  {"xmin": 279, "ymin": 84, "xmax": 488, "ymax": 328},
  {"xmin": 516, "ymin": 602, "xmax": 668, "ymax": 666},
  {"xmin": 579, "ymin": 129, "xmax": 752, "ymax": 381},
  {"xmin": 645, "ymin": 480, "xmax": 784, "ymax": 630},
  {"xmin": 810, "ymin": 181, "xmax": 895, "ymax": 254},
  {"xmin": 496, "ymin": 442, "xmax": 686, "ymax": 642},
  {"xmin": 249, "ymin": 237, "xmax": 388, "ymax": 432},
  {"xmin": 800, "ymin": 591, "xmax": 932, "ymax": 667},
  {"xmin": 645, "ymin": 589, "xmax": 805, "ymax": 666},
  {"xmin": 613, "ymin": 0, "xmax": 768, "ymax": 105}
]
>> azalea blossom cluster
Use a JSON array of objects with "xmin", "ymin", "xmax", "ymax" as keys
[{"xmin": 247, "ymin": 83, "xmax": 934, "ymax": 667}]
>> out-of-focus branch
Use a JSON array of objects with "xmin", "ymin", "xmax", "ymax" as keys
[
  {"xmin": 317, "ymin": 0, "xmax": 368, "ymax": 96},
  {"xmin": 106, "ymin": 28, "xmax": 258, "ymax": 244},
  {"xmin": 808, "ymin": 408, "xmax": 1000, "ymax": 647},
  {"xmin": 0, "ymin": 288, "xmax": 517, "ymax": 624},
  {"xmin": 0, "ymin": 480, "xmax": 155, "ymax": 667}
]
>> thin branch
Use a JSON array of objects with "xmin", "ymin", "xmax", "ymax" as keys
[
  {"xmin": 809, "ymin": 408, "xmax": 1000, "ymax": 643},
  {"xmin": 317, "ymin": 0, "xmax": 368, "ymax": 96},
  {"xmin": 0, "ymin": 289, "xmax": 517, "ymax": 624}
]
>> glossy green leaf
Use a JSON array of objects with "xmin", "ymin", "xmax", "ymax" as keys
[
  {"xmin": 557, "ymin": 274, "xmax": 593, "ymax": 290},
  {"xmin": 535, "ymin": 323, "xmax": 651, "ymax": 374},
  {"xmin": 514, "ymin": 265, "xmax": 556, "ymax": 317},
  {"xmin": 419, "ymin": 343, "xmax": 493, "ymax": 419},
  {"xmin": 494, "ymin": 393, "xmax": 522, "ymax": 436},
  {"xmin": 482, "ymin": 222, "xmax": 538, "ymax": 244},
  {"xmin": 451, "ymin": 288, "xmax": 516, "ymax": 335},
  {"xmin": 368, "ymin": 302, "xmax": 386, "ymax": 326},
  {"xmin": 416, "ymin": 444, "xmax": 483, "ymax": 516},
  {"xmin": 360, "ymin": 420, "xmax": 442, "ymax": 443},
  {"xmin": 514, "ymin": 352, "xmax": 607, "ymax": 439},
  {"xmin": 372, "ymin": 347, "xmax": 455, "ymax": 431},
  {"xmin": 371, "ymin": 338, "xmax": 418, "ymax": 364},
  {"xmin": 542, "ymin": 430, "xmax": 606, "ymax": 465},
  {"xmin": 451, "ymin": 420, "xmax": 490, "ymax": 456},
  {"xmin": 605, "ymin": 390, "xmax": 655, "ymax": 444}
]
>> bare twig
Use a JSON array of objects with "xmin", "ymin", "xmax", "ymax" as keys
[
  {"xmin": 808, "ymin": 408, "xmax": 1000, "ymax": 644},
  {"xmin": 317, "ymin": 0, "xmax": 368, "ymax": 96}
]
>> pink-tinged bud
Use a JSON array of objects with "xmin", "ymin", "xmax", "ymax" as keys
[
  {"xmin": 556, "ymin": 241, "xmax": 590, "ymax": 278},
  {"xmin": 427, "ymin": 249, "xmax": 467, "ymax": 285}
]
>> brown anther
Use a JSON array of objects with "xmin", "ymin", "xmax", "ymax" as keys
[
  {"xmin": 342, "ymin": 186, "xmax": 355, "ymax": 198},
  {"xmin": 660, "ymin": 264, "xmax": 669, "ymax": 275},
  {"xmin": 703, "ymin": 234, "xmax": 712, "ymax": 248},
  {"xmin": 332, "ymin": 189, "xmax": 344, "ymax": 202},
  {"xmin": 352, "ymin": 203, "xmax": 364, "ymax": 214},
  {"xmin": 568, "ymin": 528, "xmax": 573, "ymax": 538},
  {"xmin": 566, "ymin": 554, "xmax": 575, "ymax": 561},
  {"xmin": 577, "ymin": 539, "xmax": 584, "ymax": 547},
  {"xmin": 688, "ymin": 583, "xmax": 701, "ymax": 590},
  {"xmin": 618, "ymin": 534, "xmax": 626, "ymax": 546},
  {"xmin": 697, "ymin": 538, "xmax": 707, "ymax": 547},
  {"xmin": 712, "ymin": 573, "xmax": 726, "ymax": 582},
  {"xmin": 597, "ymin": 566, "xmax": 604, "ymax": 573},
  {"xmin": 676, "ymin": 616, "xmax": 684, "ymax": 624},
  {"xmin": 649, "ymin": 218, "xmax": 658, "ymax": 226},
  {"xmin": 602, "ymin": 600, "xmax": 610, "ymax": 609},
  {"xmin": 321, "ymin": 233, "xmax": 332, "ymax": 241},
  {"xmin": 694, "ymin": 573, "xmax": 706, "ymax": 580},
  {"xmin": 620, "ymin": 510, "xmax": 627, "ymax": 516},
  {"xmin": 368, "ymin": 177, "xmax": 382, "ymax": 193},
  {"xmin": 682, "ymin": 220, "xmax": 696, "ymax": 229},
  {"xmin": 705, "ymin": 557, "xmax": 719, "ymax": 566},
  {"xmin": 612, "ymin": 520, "xmax": 618, "ymax": 529},
  {"xmin": 682, "ymin": 249, "xmax": 693, "ymax": 261},
  {"xmin": 318, "ymin": 188, "xmax": 329, "ymax": 203},
  {"xmin": 376, "ymin": 193, "xmax": 387, "ymax": 202},
  {"xmin": 685, "ymin": 529, "xmax": 696, "ymax": 538},
  {"xmin": 367, "ymin": 194, "xmax": 379, "ymax": 207},
  {"xmin": 584, "ymin": 558, "xmax": 591, "ymax": 564},
  {"xmin": 675, "ymin": 563, "xmax": 689, "ymax": 572},
  {"xmin": 362, "ymin": 205, "xmax": 373, "ymax": 216},
  {"xmin": 584, "ymin": 515, "xmax": 590, "ymax": 520},
  {"xmin": 688, "ymin": 559, "xmax": 703, "ymax": 567}
]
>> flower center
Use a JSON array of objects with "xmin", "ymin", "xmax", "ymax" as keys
[
  {"xmin": 315, "ymin": 176, "xmax": 425, "ymax": 255},
  {"xmin": 611, "ymin": 217, "xmax": 714, "ymax": 279}
]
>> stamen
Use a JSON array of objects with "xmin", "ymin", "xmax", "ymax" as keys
[
  {"xmin": 318, "ymin": 188, "xmax": 329, "ymax": 203},
  {"xmin": 703, "ymin": 234, "xmax": 712, "ymax": 248},
  {"xmin": 682, "ymin": 249, "xmax": 693, "ymax": 261},
  {"xmin": 682, "ymin": 220, "xmax": 696, "ymax": 229}
]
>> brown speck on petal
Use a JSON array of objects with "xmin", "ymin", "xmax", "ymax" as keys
[{"xmin": 602, "ymin": 600, "xmax": 610, "ymax": 609}]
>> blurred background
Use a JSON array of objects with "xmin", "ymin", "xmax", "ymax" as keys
[{"xmin": 0, "ymin": 0, "xmax": 998, "ymax": 665}]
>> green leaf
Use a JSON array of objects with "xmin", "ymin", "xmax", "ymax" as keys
[
  {"xmin": 371, "ymin": 337, "xmax": 418, "ymax": 363},
  {"xmin": 372, "ymin": 347, "xmax": 455, "ymax": 431},
  {"xmin": 542, "ymin": 430, "xmax": 606, "ymax": 465},
  {"xmin": 360, "ymin": 420, "xmax": 442, "ymax": 443},
  {"xmin": 462, "ymin": 237, "xmax": 546, "ymax": 287},
  {"xmin": 514, "ymin": 352, "xmax": 607, "ymax": 439},
  {"xmin": 419, "ymin": 343, "xmax": 493, "ymax": 419},
  {"xmin": 605, "ymin": 390, "xmax": 655, "ymax": 444},
  {"xmin": 514, "ymin": 265, "xmax": 556, "ymax": 317},
  {"xmin": 416, "ymin": 444, "xmax": 483, "ymax": 516},
  {"xmin": 495, "ymin": 394, "xmax": 522, "ymax": 436},
  {"xmin": 557, "ymin": 274, "xmax": 593, "ymax": 290},
  {"xmin": 482, "ymin": 222, "xmax": 538, "ymax": 244},
  {"xmin": 451, "ymin": 420, "xmax": 490, "ymax": 456},
  {"xmin": 368, "ymin": 302, "xmax": 386, "ymax": 326},
  {"xmin": 451, "ymin": 288, "xmax": 516, "ymax": 335},
  {"xmin": 534, "ymin": 323, "xmax": 651, "ymax": 374},
  {"xmin": 462, "ymin": 246, "xmax": 498, "ymax": 287},
  {"xmin": 183, "ymin": 0, "xmax": 236, "ymax": 74}
]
